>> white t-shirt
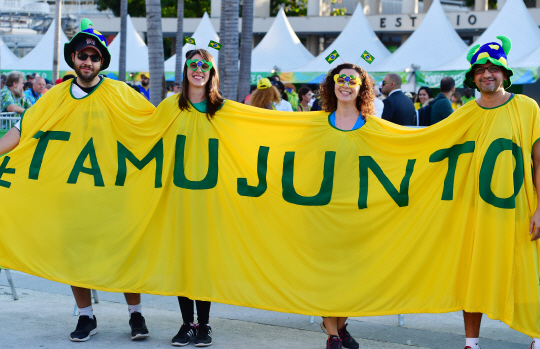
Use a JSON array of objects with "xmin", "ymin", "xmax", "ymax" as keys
[
  {"xmin": 373, "ymin": 98, "xmax": 384, "ymax": 118},
  {"xmin": 273, "ymin": 99, "xmax": 293, "ymax": 112},
  {"xmin": 14, "ymin": 81, "xmax": 90, "ymax": 131}
]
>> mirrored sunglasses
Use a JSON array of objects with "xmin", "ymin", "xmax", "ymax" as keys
[
  {"xmin": 187, "ymin": 59, "xmax": 213, "ymax": 73},
  {"xmin": 333, "ymin": 74, "xmax": 361, "ymax": 87},
  {"xmin": 76, "ymin": 52, "xmax": 101, "ymax": 63}
]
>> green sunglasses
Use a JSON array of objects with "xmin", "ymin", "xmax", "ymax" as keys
[{"xmin": 186, "ymin": 59, "xmax": 213, "ymax": 73}]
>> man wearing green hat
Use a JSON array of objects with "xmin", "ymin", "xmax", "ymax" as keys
[
  {"xmin": 0, "ymin": 19, "xmax": 152, "ymax": 342},
  {"xmin": 459, "ymin": 35, "xmax": 540, "ymax": 349}
]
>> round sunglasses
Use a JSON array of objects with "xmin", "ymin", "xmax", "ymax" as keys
[
  {"xmin": 333, "ymin": 74, "xmax": 361, "ymax": 87},
  {"xmin": 186, "ymin": 59, "xmax": 213, "ymax": 73}
]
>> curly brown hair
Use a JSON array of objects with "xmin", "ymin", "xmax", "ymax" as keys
[
  {"xmin": 319, "ymin": 63, "xmax": 375, "ymax": 118},
  {"xmin": 177, "ymin": 49, "xmax": 225, "ymax": 120}
]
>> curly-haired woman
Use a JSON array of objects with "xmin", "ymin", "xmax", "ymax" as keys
[
  {"xmin": 166, "ymin": 48, "xmax": 224, "ymax": 347},
  {"xmin": 318, "ymin": 62, "xmax": 374, "ymax": 349},
  {"xmin": 320, "ymin": 63, "xmax": 374, "ymax": 133}
]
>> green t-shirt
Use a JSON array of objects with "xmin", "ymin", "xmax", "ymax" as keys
[{"xmin": 191, "ymin": 99, "xmax": 208, "ymax": 113}]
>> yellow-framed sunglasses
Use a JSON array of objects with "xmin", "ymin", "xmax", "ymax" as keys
[{"xmin": 333, "ymin": 74, "xmax": 362, "ymax": 87}]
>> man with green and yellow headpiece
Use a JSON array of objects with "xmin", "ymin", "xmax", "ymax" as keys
[
  {"xmin": 0, "ymin": 18, "xmax": 154, "ymax": 343},
  {"xmin": 456, "ymin": 35, "xmax": 540, "ymax": 349}
]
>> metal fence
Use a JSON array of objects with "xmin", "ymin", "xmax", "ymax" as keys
[{"xmin": 0, "ymin": 112, "xmax": 21, "ymax": 135}]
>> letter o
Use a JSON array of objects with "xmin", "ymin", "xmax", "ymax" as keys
[{"xmin": 479, "ymin": 138, "xmax": 524, "ymax": 209}]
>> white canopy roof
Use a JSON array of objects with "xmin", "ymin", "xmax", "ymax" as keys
[
  {"xmin": 251, "ymin": 8, "xmax": 314, "ymax": 72},
  {"xmin": 372, "ymin": 0, "xmax": 467, "ymax": 72},
  {"xmin": 430, "ymin": 0, "xmax": 540, "ymax": 71},
  {"xmin": 106, "ymin": 15, "xmax": 149, "ymax": 72},
  {"xmin": 1, "ymin": 37, "xmax": 19, "ymax": 69},
  {"xmin": 294, "ymin": 3, "xmax": 390, "ymax": 73},
  {"xmin": 4, "ymin": 19, "xmax": 71, "ymax": 72},
  {"xmin": 164, "ymin": 12, "xmax": 219, "ymax": 73}
]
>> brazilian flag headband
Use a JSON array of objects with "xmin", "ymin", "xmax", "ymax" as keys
[
  {"xmin": 464, "ymin": 35, "xmax": 514, "ymax": 90},
  {"xmin": 324, "ymin": 49, "xmax": 376, "ymax": 66}
]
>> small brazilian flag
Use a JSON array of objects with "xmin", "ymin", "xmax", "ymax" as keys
[
  {"xmin": 184, "ymin": 36, "xmax": 196, "ymax": 45},
  {"xmin": 325, "ymin": 50, "xmax": 340, "ymax": 64},
  {"xmin": 208, "ymin": 40, "xmax": 222, "ymax": 51},
  {"xmin": 361, "ymin": 50, "xmax": 375, "ymax": 64}
]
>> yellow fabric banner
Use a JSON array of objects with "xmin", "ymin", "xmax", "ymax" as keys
[{"xmin": 0, "ymin": 80, "xmax": 539, "ymax": 337}]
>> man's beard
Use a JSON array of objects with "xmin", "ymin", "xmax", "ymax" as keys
[
  {"xmin": 141, "ymin": 80, "xmax": 149, "ymax": 87},
  {"xmin": 75, "ymin": 64, "xmax": 99, "ymax": 84},
  {"xmin": 12, "ymin": 86, "xmax": 24, "ymax": 98},
  {"xmin": 478, "ymin": 81, "xmax": 502, "ymax": 94}
]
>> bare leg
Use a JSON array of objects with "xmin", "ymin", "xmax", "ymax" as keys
[
  {"xmin": 463, "ymin": 311, "xmax": 482, "ymax": 338},
  {"xmin": 71, "ymin": 286, "xmax": 92, "ymax": 308},
  {"xmin": 337, "ymin": 317, "xmax": 348, "ymax": 331},
  {"xmin": 323, "ymin": 317, "xmax": 339, "ymax": 336},
  {"xmin": 124, "ymin": 293, "xmax": 141, "ymax": 305}
]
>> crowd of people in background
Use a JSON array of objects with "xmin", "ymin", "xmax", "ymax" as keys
[{"xmin": 0, "ymin": 68, "xmax": 475, "ymax": 130}]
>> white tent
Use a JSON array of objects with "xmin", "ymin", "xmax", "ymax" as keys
[
  {"xmin": 106, "ymin": 15, "xmax": 149, "ymax": 73},
  {"xmin": 430, "ymin": 0, "xmax": 540, "ymax": 71},
  {"xmin": 0, "ymin": 37, "xmax": 19, "ymax": 68},
  {"xmin": 164, "ymin": 12, "xmax": 219, "ymax": 73},
  {"xmin": 4, "ymin": 19, "xmax": 71, "ymax": 73},
  {"xmin": 251, "ymin": 8, "xmax": 314, "ymax": 72},
  {"xmin": 293, "ymin": 3, "xmax": 390, "ymax": 74},
  {"xmin": 372, "ymin": 0, "xmax": 467, "ymax": 72}
]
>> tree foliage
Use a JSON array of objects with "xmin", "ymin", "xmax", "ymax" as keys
[
  {"xmin": 463, "ymin": 0, "xmax": 534, "ymax": 9},
  {"xmin": 96, "ymin": 0, "xmax": 210, "ymax": 18},
  {"xmin": 270, "ymin": 0, "xmax": 307, "ymax": 16}
]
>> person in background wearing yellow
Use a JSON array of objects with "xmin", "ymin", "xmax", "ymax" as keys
[
  {"xmin": 296, "ymin": 87, "xmax": 313, "ymax": 112},
  {"xmin": 414, "ymin": 86, "xmax": 433, "ymax": 110},
  {"xmin": 250, "ymin": 78, "xmax": 281, "ymax": 110}
]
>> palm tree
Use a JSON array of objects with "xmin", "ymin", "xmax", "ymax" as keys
[
  {"xmin": 175, "ymin": 0, "xmax": 184, "ymax": 84},
  {"xmin": 52, "ymin": 0, "xmax": 62, "ymax": 82},
  {"xmin": 221, "ymin": 0, "xmax": 239, "ymax": 100},
  {"xmin": 145, "ymin": 0, "xmax": 165, "ymax": 105},
  {"xmin": 218, "ymin": 0, "xmax": 226, "ymax": 92},
  {"xmin": 237, "ymin": 0, "xmax": 253, "ymax": 103},
  {"xmin": 118, "ymin": 0, "xmax": 128, "ymax": 82}
]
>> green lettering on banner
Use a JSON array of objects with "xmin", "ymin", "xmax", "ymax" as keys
[
  {"xmin": 0, "ymin": 156, "xmax": 15, "ymax": 188},
  {"xmin": 238, "ymin": 146, "xmax": 269, "ymax": 197},
  {"xmin": 67, "ymin": 138, "xmax": 104, "ymax": 187},
  {"xmin": 282, "ymin": 151, "xmax": 336, "ymax": 206},
  {"xmin": 479, "ymin": 138, "xmax": 524, "ymax": 209},
  {"xmin": 429, "ymin": 141, "xmax": 476, "ymax": 200},
  {"xmin": 358, "ymin": 157, "xmax": 416, "ymax": 209},
  {"xmin": 115, "ymin": 139, "xmax": 164, "ymax": 188},
  {"xmin": 29, "ymin": 130, "xmax": 71, "ymax": 180},
  {"xmin": 173, "ymin": 135, "xmax": 219, "ymax": 190}
]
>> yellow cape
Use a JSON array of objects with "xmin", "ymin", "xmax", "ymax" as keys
[{"xmin": 1, "ymin": 87, "xmax": 539, "ymax": 337}]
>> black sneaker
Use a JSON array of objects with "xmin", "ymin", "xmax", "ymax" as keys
[
  {"xmin": 129, "ymin": 312, "xmax": 150, "ymax": 340},
  {"xmin": 338, "ymin": 323, "xmax": 359, "ymax": 349},
  {"xmin": 70, "ymin": 315, "xmax": 97, "ymax": 342},
  {"xmin": 194, "ymin": 324, "xmax": 212, "ymax": 347},
  {"xmin": 327, "ymin": 335, "xmax": 343, "ymax": 349},
  {"xmin": 172, "ymin": 323, "xmax": 197, "ymax": 346}
]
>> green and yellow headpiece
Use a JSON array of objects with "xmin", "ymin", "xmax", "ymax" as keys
[
  {"xmin": 464, "ymin": 35, "xmax": 513, "ymax": 90},
  {"xmin": 64, "ymin": 19, "xmax": 111, "ymax": 71}
]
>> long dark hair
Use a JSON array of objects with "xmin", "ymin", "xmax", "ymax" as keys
[
  {"xmin": 319, "ymin": 63, "xmax": 374, "ymax": 118},
  {"xmin": 177, "ymin": 49, "xmax": 224, "ymax": 120},
  {"xmin": 415, "ymin": 86, "xmax": 433, "ymax": 103}
]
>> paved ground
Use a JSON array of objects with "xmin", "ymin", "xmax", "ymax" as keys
[{"xmin": 0, "ymin": 270, "xmax": 534, "ymax": 349}]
